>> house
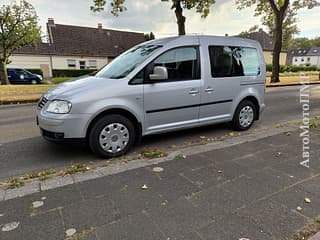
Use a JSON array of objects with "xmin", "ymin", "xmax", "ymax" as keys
[
  {"xmin": 288, "ymin": 47, "xmax": 320, "ymax": 68},
  {"xmin": 7, "ymin": 18, "xmax": 146, "ymax": 78},
  {"xmin": 237, "ymin": 29, "xmax": 287, "ymax": 65}
]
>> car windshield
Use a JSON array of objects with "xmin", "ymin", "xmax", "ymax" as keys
[{"xmin": 96, "ymin": 44, "xmax": 161, "ymax": 79}]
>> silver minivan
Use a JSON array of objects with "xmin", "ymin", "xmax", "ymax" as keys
[{"xmin": 37, "ymin": 35, "xmax": 266, "ymax": 158}]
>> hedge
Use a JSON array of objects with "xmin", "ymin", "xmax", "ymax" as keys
[
  {"xmin": 26, "ymin": 69, "xmax": 43, "ymax": 76},
  {"xmin": 52, "ymin": 69, "xmax": 98, "ymax": 78},
  {"xmin": 266, "ymin": 64, "xmax": 318, "ymax": 72}
]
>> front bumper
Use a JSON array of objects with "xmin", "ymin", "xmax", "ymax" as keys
[{"xmin": 37, "ymin": 109, "xmax": 92, "ymax": 139}]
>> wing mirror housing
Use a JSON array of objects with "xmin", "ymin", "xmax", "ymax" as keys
[{"xmin": 149, "ymin": 66, "xmax": 168, "ymax": 81}]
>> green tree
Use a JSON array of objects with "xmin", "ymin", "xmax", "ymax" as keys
[
  {"xmin": 238, "ymin": 25, "xmax": 260, "ymax": 36},
  {"xmin": 236, "ymin": 0, "xmax": 319, "ymax": 83},
  {"xmin": 0, "ymin": 0, "xmax": 40, "ymax": 85},
  {"xmin": 289, "ymin": 37, "xmax": 312, "ymax": 49},
  {"xmin": 91, "ymin": 0, "xmax": 216, "ymax": 36},
  {"xmin": 311, "ymin": 37, "xmax": 320, "ymax": 47},
  {"xmin": 144, "ymin": 32, "xmax": 155, "ymax": 41}
]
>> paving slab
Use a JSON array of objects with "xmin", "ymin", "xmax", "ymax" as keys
[
  {"xmin": 96, "ymin": 212, "xmax": 165, "ymax": 240},
  {"xmin": 146, "ymin": 197, "xmax": 212, "ymax": 239},
  {"xmin": 0, "ymin": 129, "xmax": 319, "ymax": 239},
  {"xmin": 0, "ymin": 210, "xmax": 64, "ymax": 240}
]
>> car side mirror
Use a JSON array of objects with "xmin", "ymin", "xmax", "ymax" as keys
[
  {"xmin": 149, "ymin": 66, "xmax": 168, "ymax": 81},
  {"xmin": 20, "ymin": 74, "xmax": 25, "ymax": 80}
]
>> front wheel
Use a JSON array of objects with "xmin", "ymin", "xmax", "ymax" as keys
[
  {"xmin": 232, "ymin": 100, "xmax": 256, "ymax": 131},
  {"xmin": 88, "ymin": 114, "xmax": 136, "ymax": 158},
  {"xmin": 31, "ymin": 79, "xmax": 38, "ymax": 84}
]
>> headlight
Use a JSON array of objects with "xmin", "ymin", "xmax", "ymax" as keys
[{"xmin": 47, "ymin": 100, "xmax": 72, "ymax": 114}]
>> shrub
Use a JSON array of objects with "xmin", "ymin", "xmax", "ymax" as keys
[
  {"xmin": 52, "ymin": 69, "xmax": 97, "ymax": 78},
  {"xmin": 26, "ymin": 69, "xmax": 43, "ymax": 76},
  {"xmin": 266, "ymin": 64, "xmax": 318, "ymax": 73}
]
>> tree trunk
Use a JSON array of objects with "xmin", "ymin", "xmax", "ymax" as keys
[
  {"xmin": 0, "ymin": 61, "xmax": 9, "ymax": 85},
  {"xmin": 271, "ymin": 13, "xmax": 284, "ymax": 83},
  {"xmin": 174, "ymin": 1, "xmax": 186, "ymax": 35}
]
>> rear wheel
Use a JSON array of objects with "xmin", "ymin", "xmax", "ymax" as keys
[
  {"xmin": 232, "ymin": 100, "xmax": 256, "ymax": 131},
  {"xmin": 31, "ymin": 79, "xmax": 37, "ymax": 84},
  {"xmin": 89, "ymin": 114, "xmax": 135, "ymax": 158}
]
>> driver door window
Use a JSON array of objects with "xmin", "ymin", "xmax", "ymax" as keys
[{"xmin": 153, "ymin": 47, "xmax": 199, "ymax": 81}]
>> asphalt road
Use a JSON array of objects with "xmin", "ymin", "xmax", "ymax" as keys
[{"xmin": 0, "ymin": 85, "xmax": 319, "ymax": 180}]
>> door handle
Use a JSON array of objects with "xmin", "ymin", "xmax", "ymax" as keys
[
  {"xmin": 189, "ymin": 89, "xmax": 199, "ymax": 95},
  {"xmin": 205, "ymin": 87, "xmax": 214, "ymax": 93}
]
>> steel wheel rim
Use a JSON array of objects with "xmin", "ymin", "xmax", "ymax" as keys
[
  {"xmin": 99, "ymin": 123, "xmax": 129, "ymax": 153},
  {"xmin": 239, "ymin": 106, "xmax": 254, "ymax": 128}
]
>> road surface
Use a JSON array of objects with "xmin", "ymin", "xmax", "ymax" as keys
[{"xmin": 0, "ymin": 85, "xmax": 319, "ymax": 180}]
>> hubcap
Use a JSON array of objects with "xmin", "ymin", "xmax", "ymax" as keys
[
  {"xmin": 239, "ymin": 106, "xmax": 254, "ymax": 128},
  {"xmin": 99, "ymin": 123, "xmax": 129, "ymax": 153}
]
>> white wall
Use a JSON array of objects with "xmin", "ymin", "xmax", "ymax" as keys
[
  {"xmin": 8, "ymin": 54, "xmax": 51, "ymax": 70},
  {"xmin": 51, "ymin": 56, "xmax": 109, "ymax": 70},
  {"xmin": 8, "ymin": 54, "xmax": 110, "ymax": 78},
  {"xmin": 292, "ymin": 56, "xmax": 320, "ymax": 67}
]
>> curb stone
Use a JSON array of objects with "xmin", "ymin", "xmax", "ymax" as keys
[
  {"xmin": 310, "ymin": 232, "xmax": 320, "ymax": 240},
  {"xmin": 0, "ymin": 124, "xmax": 299, "ymax": 202}
]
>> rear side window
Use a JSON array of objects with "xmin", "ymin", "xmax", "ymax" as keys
[
  {"xmin": 153, "ymin": 47, "xmax": 199, "ymax": 81},
  {"xmin": 209, "ymin": 46, "xmax": 260, "ymax": 78}
]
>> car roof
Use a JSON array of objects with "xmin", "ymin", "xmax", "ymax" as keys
[{"xmin": 145, "ymin": 35, "xmax": 261, "ymax": 49}]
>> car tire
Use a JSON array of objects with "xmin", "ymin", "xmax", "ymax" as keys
[
  {"xmin": 88, "ymin": 114, "xmax": 136, "ymax": 158},
  {"xmin": 31, "ymin": 79, "xmax": 37, "ymax": 84},
  {"xmin": 232, "ymin": 100, "xmax": 256, "ymax": 131}
]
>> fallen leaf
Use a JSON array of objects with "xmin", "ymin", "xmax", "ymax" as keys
[
  {"xmin": 296, "ymin": 206, "xmax": 303, "ymax": 212},
  {"xmin": 200, "ymin": 136, "xmax": 206, "ymax": 139},
  {"xmin": 66, "ymin": 228, "xmax": 77, "ymax": 237},
  {"xmin": 32, "ymin": 201, "xmax": 44, "ymax": 209},
  {"xmin": 304, "ymin": 198, "xmax": 312, "ymax": 203},
  {"xmin": 276, "ymin": 152, "xmax": 282, "ymax": 157},
  {"xmin": 218, "ymin": 170, "xmax": 223, "ymax": 173},
  {"xmin": 1, "ymin": 222, "xmax": 20, "ymax": 232},
  {"xmin": 141, "ymin": 184, "xmax": 148, "ymax": 190},
  {"xmin": 229, "ymin": 132, "xmax": 235, "ymax": 137},
  {"xmin": 153, "ymin": 167, "xmax": 164, "ymax": 172}
]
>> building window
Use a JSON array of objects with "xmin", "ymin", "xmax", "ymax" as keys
[
  {"xmin": 294, "ymin": 59, "xmax": 298, "ymax": 62},
  {"xmin": 67, "ymin": 59, "xmax": 76, "ymax": 68},
  {"xmin": 307, "ymin": 57, "xmax": 310, "ymax": 61},
  {"xmin": 79, "ymin": 61, "xmax": 86, "ymax": 69},
  {"xmin": 88, "ymin": 60, "xmax": 97, "ymax": 69},
  {"xmin": 301, "ymin": 58, "xmax": 304, "ymax": 62}
]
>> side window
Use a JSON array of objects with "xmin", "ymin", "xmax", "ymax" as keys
[
  {"xmin": 209, "ymin": 46, "xmax": 260, "ymax": 78},
  {"xmin": 153, "ymin": 47, "xmax": 199, "ymax": 81},
  {"xmin": 130, "ymin": 70, "xmax": 144, "ymax": 85},
  {"xmin": 241, "ymin": 48, "xmax": 260, "ymax": 76}
]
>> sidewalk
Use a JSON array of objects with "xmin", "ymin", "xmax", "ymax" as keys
[{"xmin": 0, "ymin": 128, "xmax": 320, "ymax": 240}]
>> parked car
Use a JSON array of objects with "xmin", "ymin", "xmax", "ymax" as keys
[
  {"xmin": 36, "ymin": 35, "xmax": 266, "ymax": 158},
  {"xmin": 6, "ymin": 68, "xmax": 43, "ymax": 84}
]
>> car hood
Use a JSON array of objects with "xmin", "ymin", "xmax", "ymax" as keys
[{"xmin": 44, "ymin": 76, "xmax": 117, "ymax": 100}]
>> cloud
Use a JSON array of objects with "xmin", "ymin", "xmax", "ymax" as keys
[{"xmin": 4, "ymin": 0, "xmax": 319, "ymax": 38}]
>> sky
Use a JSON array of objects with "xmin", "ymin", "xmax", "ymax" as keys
[{"xmin": 3, "ymin": 0, "xmax": 320, "ymax": 39}]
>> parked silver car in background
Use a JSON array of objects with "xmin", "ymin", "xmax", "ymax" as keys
[{"xmin": 37, "ymin": 35, "xmax": 266, "ymax": 158}]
